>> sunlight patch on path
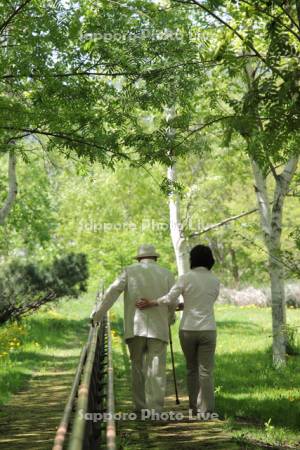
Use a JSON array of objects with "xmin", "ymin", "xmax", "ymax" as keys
[{"xmin": 0, "ymin": 369, "xmax": 75, "ymax": 450}]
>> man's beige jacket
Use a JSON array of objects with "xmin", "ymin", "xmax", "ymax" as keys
[{"xmin": 93, "ymin": 259, "xmax": 176, "ymax": 343}]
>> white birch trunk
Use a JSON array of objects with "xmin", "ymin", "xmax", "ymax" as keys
[
  {"xmin": 251, "ymin": 160, "xmax": 272, "ymax": 246},
  {"xmin": 251, "ymin": 157, "xmax": 299, "ymax": 367},
  {"xmin": 0, "ymin": 31, "xmax": 18, "ymax": 226},
  {"xmin": 0, "ymin": 150, "xmax": 18, "ymax": 225},
  {"xmin": 167, "ymin": 165, "xmax": 189, "ymax": 276}
]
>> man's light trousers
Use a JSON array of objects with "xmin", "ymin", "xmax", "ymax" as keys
[{"xmin": 127, "ymin": 336, "xmax": 167, "ymax": 412}]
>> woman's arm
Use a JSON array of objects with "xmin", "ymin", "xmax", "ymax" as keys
[{"xmin": 136, "ymin": 276, "xmax": 185, "ymax": 310}]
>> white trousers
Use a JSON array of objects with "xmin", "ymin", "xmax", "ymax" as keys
[{"xmin": 126, "ymin": 336, "xmax": 167, "ymax": 412}]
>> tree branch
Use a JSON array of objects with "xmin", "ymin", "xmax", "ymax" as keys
[
  {"xmin": 176, "ymin": 0, "xmax": 285, "ymax": 80},
  {"xmin": 278, "ymin": 2, "xmax": 300, "ymax": 31},
  {"xmin": 1, "ymin": 71, "xmax": 138, "ymax": 80},
  {"xmin": 0, "ymin": 57, "xmax": 251, "ymax": 81},
  {"xmin": 0, "ymin": 126, "xmax": 129, "ymax": 160},
  {"xmin": 188, "ymin": 206, "xmax": 259, "ymax": 238},
  {"xmin": 173, "ymin": 114, "xmax": 271, "ymax": 150},
  {"xmin": 278, "ymin": 156, "xmax": 299, "ymax": 196},
  {"xmin": 269, "ymin": 161, "xmax": 279, "ymax": 180},
  {"xmin": 0, "ymin": 0, "xmax": 32, "ymax": 35},
  {"xmin": 239, "ymin": 0, "xmax": 300, "ymax": 41},
  {"xmin": 173, "ymin": 115, "xmax": 235, "ymax": 150}
]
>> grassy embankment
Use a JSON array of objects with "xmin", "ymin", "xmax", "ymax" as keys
[
  {"xmin": 0, "ymin": 297, "xmax": 299, "ymax": 448},
  {"xmin": 0, "ymin": 294, "xmax": 95, "ymax": 405}
]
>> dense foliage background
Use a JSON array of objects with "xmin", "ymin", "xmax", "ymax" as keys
[{"xmin": 0, "ymin": 149, "xmax": 298, "ymax": 288}]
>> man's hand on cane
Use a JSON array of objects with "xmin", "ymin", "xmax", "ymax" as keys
[
  {"xmin": 90, "ymin": 310, "xmax": 96, "ymax": 326},
  {"xmin": 176, "ymin": 302, "xmax": 184, "ymax": 311}
]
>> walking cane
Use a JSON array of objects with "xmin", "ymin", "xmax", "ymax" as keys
[{"xmin": 169, "ymin": 325, "xmax": 180, "ymax": 405}]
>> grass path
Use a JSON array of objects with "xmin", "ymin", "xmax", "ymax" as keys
[
  {"xmin": 0, "ymin": 365, "xmax": 75, "ymax": 450},
  {"xmin": 0, "ymin": 306, "xmax": 243, "ymax": 450},
  {"xmin": 0, "ymin": 297, "xmax": 93, "ymax": 450},
  {"xmin": 0, "ymin": 301, "xmax": 299, "ymax": 449},
  {"xmin": 113, "ymin": 327, "xmax": 250, "ymax": 450},
  {"xmin": 111, "ymin": 306, "xmax": 300, "ymax": 449}
]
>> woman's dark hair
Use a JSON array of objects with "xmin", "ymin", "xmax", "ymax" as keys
[{"xmin": 190, "ymin": 245, "xmax": 215, "ymax": 270}]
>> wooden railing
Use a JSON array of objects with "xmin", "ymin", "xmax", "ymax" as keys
[{"xmin": 52, "ymin": 298, "xmax": 116, "ymax": 450}]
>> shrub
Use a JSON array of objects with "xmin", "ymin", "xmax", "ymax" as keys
[{"xmin": 0, "ymin": 253, "xmax": 89, "ymax": 324}]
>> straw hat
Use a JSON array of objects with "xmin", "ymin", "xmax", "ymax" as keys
[{"xmin": 134, "ymin": 244, "xmax": 160, "ymax": 259}]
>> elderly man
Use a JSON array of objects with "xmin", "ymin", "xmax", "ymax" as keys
[{"xmin": 91, "ymin": 244, "xmax": 176, "ymax": 413}]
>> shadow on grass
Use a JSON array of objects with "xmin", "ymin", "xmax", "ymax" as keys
[
  {"xmin": 172, "ymin": 346, "xmax": 300, "ymax": 432},
  {"xmin": 110, "ymin": 318, "xmax": 263, "ymax": 450},
  {"xmin": 216, "ymin": 320, "xmax": 265, "ymax": 335},
  {"xmin": 0, "ymin": 367, "xmax": 78, "ymax": 450},
  {"xmin": 111, "ymin": 315, "xmax": 300, "ymax": 432},
  {"xmin": 214, "ymin": 351, "xmax": 300, "ymax": 431}
]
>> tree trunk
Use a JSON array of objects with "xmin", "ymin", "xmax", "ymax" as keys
[
  {"xmin": 251, "ymin": 160, "xmax": 272, "ymax": 246},
  {"xmin": 251, "ymin": 157, "xmax": 299, "ymax": 367},
  {"xmin": 270, "ymin": 157, "xmax": 298, "ymax": 366},
  {"xmin": 229, "ymin": 247, "xmax": 240, "ymax": 284},
  {"xmin": 0, "ymin": 150, "xmax": 18, "ymax": 225},
  {"xmin": 167, "ymin": 164, "xmax": 189, "ymax": 275},
  {"xmin": 269, "ymin": 237, "xmax": 286, "ymax": 368}
]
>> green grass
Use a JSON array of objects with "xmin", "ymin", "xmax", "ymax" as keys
[
  {"xmin": 0, "ymin": 298, "xmax": 299, "ymax": 448},
  {"xmin": 110, "ymin": 303, "xmax": 300, "ymax": 447},
  {"xmin": 169, "ymin": 305, "xmax": 300, "ymax": 448},
  {"xmin": 0, "ymin": 293, "xmax": 95, "ymax": 405}
]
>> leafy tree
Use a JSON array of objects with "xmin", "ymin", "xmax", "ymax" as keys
[
  {"xmin": 0, "ymin": 252, "xmax": 88, "ymax": 324},
  {"xmin": 0, "ymin": 152, "xmax": 58, "ymax": 255},
  {"xmin": 0, "ymin": 0, "xmax": 205, "ymax": 226},
  {"xmin": 0, "ymin": 0, "xmax": 299, "ymax": 367},
  {"xmin": 54, "ymin": 160, "xmax": 176, "ymax": 286}
]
